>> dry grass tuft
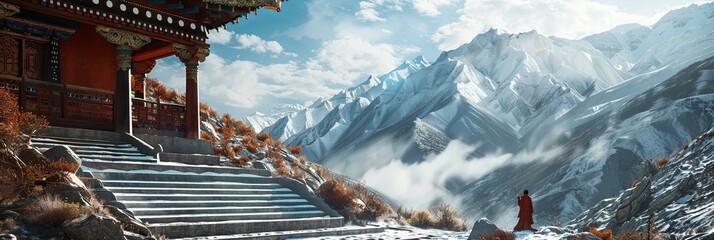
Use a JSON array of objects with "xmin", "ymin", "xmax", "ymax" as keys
[
  {"xmin": 656, "ymin": 157, "xmax": 669, "ymax": 169},
  {"xmin": 630, "ymin": 179, "xmax": 640, "ymax": 188},
  {"xmin": 0, "ymin": 159, "xmax": 78, "ymax": 203},
  {"xmin": 589, "ymin": 227, "xmax": 613, "ymax": 240},
  {"xmin": 23, "ymin": 195, "xmax": 81, "ymax": 227},
  {"xmin": 231, "ymin": 156, "xmax": 252, "ymax": 165},
  {"xmin": 288, "ymin": 146, "xmax": 302, "ymax": 155},
  {"xmin": 290, "ymin": 161, "xmax": 306, "ymax": 180},
  {"xmin": 257, "ymin": 132, "xmax": 271, "ymax": 141},
  {"xmin": 408, "ymin": 210, "xmax": 437, "ymax": 229},
  {"xmin": 431, "ymin": 203, "xmax": 468, "ymax": 231},
  {"xmin": 316, "ymin": 180, "xmax": 359, "ymax": 213},
  {"xmin": 480, "ymin": 229, "xmax": 516, "ymax": 240}
]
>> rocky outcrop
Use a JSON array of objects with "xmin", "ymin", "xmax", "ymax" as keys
[
  {"xmin": 62, "ymin": 215, "xmax": 125, "ymax": 240},
  {"xmin": 43, "ymin": 146, "xmax": 81, "ymax": 173},
  {"xmin": 467, "ymin": 218, "xmax": 498, "ymax": 240},
  {"xmin": 615, "ymin": 177, "xmax": 651, "ymax": 224},
  {"xmin": 104, "ymin": 205, "xmax": 152, "ymax": 237},
  {"xmin": 18, "ymin": 148, "xmax": 46, "ymax": 165}
]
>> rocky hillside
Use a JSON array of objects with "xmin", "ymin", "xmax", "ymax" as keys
[{"xmin": 568, "ymin": 128, "xmax": 714, "ymax": 239}]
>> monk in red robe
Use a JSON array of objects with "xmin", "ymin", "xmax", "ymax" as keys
[{"xmin": 514, "ymin": 190, "xmax": 536, "ymax": 231}]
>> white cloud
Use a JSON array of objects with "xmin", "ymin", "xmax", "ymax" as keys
[
  {"xmin": 306, "ymin": 37, "xmax": 404, "ymax": 85},
  {"xmin": 356, "ymin": 1, "xmax": 386, "ymax": 22},
  {"xmin": 151, "ymin": 36, "xmax": 410, "ymax": 110},
  {"xmin": 235, "ymin": 34, "xmax": 286, "ymax": 54},
  {"xmin": 411, "ymin": 0, "xmax": 458, "ymax": 17},
  {"xmin": 431, "ymin": 0, "xmax": 651, "ymax": 51},
  {"xmin": 206, "ymin": 29, "xmax": 235, "ymax": 45}
]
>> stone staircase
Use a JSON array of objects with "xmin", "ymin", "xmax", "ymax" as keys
[{"xmin": 31, "ymin": 134, "xmax": 384, "ymax": 239}]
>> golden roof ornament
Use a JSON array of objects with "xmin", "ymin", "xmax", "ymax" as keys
[{"xmin": 0, "ymin": 2, "xmax": 20, "ymax": 18}]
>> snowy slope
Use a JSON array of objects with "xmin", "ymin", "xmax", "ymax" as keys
[
  {"xmin": 568, "ymin": 127, "xmax": 714, "ymax": 239},
  {"xmin": 243, "ymin": 103, "xmax": 305, "ymax": 132},
  {"xmin": 459, "ymin": 56, "xmax": 714, "ymax": 227}
]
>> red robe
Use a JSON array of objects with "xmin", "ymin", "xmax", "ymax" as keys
[{"xmin": 514, "ymin": 194, "xmax": 535, "ymax": 231}]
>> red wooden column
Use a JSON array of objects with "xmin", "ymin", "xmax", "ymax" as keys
[
  {"xmin": 172, "ymin": 43, "xmax": 209, "ymax": 139},
  {"xmin": 96, "ymin": 26, "xmax": 151, "ymax": 134}
]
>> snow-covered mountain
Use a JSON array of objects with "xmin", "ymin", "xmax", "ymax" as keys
[
  {"xmin": 460, "ymin": 54, "xmax": 714, "ymax": 227},
  {"xmin": 243, "ymin": 103, "xmax": 305, "ymax": 132},
  {"xmin": 249, "ymin": 2, "xmax": 714, "ymax": 229}
]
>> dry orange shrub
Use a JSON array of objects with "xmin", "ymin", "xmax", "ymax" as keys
[
  {"xmin": 288, "ymin": 146, "xmax": 302, "ymax": 155},
  {"xmin": 200, "ymin": 131, "xmax": 216, "ymax": 143},
  {"xmin": 231, "ymin": 156, "xmax": 252, "ymax": 165},
  {"xmin": 316, "ymin": 180, "xmax": 358, "ymax": 211},
  {"xmin": 237, "ymin": 121, "xmax": 255, "ymax": 136},
  {"xmin": 630, "ymin": 179, "xmax": 640, "ymax": 188},
  {"xmin": 589, "ymin": 227, "xmax": 613, "ymax": 240},
  {"xmin": 408, "ymin": 210, "xmax": 437, "ymax": 228},
  {"xmin": 257, "ymin": 132, "xmax": 271, "ymax": 141},
  {"xmin": 0, "ymin": 88, "xmax": 48, "ymax": 161},
  {"xmin": 480, "ymin": 229, "xmax": 516, "ymax": 240},
  {"xmin": 656, "ymin": 157, "xmax": 669, "ymax": 169}
]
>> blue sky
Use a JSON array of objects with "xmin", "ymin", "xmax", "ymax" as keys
[{"xmin": 149, "ymin": 0, "xmax": 710, "ymax": 118}]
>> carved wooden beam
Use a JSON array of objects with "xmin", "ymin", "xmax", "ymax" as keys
[
  {"xmin": 172, "ymin": 43, "xmax": 210, "ymax": 63},
  {"xmin": 0, "ymin": 2, "xmax": 20, "ymax": 18},
  {"xmin": 96, "ymin": 26, "xmax": 152, "ymax": 71}
]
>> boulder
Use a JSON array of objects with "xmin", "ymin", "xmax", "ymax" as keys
[
  {"xmin": 616, "ymin": 177, "xmax": 651, "ymax": 224},
  {"xmin": 104, "ymin": 205, "xmax": 152, "ymax": 237},
  {"xmin": 46, "ymin": 174, "xmax": 92, "ymax": 207},
  {"xmin": 0, "ymin": 210, "xmax": 20, "ymax": 221},
  {"xmin": 43, "ymin": 146, "xmax": 81, "ymax": 173},
  {"xmin": 536, "ymin": 226, "xmax": 569, "ymax": 235},
  {"xmin": 637, "ymin": 159, "xmax": 658, "ymax": 179},
  {"xmin": 18, "ymin": 148, "xmax": 46, "ymax": 165},
  {"xmin": 468, "ymin": 218, "xmax": 499, "ymax": 240},
  {"xmin": 62, "ymin": 215, "xmax": 125, "ymax": 240},
  {"xmin": 0, "ymin": 234, "xmax": 16, "ymax": 240},
  {"xmin": 564, "ymin": 232, "xmax": 601, "ymax": 240}
]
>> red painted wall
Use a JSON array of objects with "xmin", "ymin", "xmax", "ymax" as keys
[{"xmin": 60, "ymin": 23, "xmax": 116, "ymax": 91}]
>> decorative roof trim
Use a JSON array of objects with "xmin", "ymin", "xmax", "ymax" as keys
[{"xmin": 203, "ymin": 0, "xmax": 282, "ymax": 11}]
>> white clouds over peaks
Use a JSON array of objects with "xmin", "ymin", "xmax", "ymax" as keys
[
  {"xmin": 356, "ymin": 1, "xmax": 386, "ymax": 22},
  {"xmin": 153, "ymin": 36, "xmax": 414, "ymax": 110},
  {"xmin": 235, "ymin": 34, "xmax": 286, "ymax": 54},
  {"xmin": 412, "ymin": 0, "xmax": 458, "ymax": 17},
  {"xmin": 206, "ymin": 29, "xmax": 235, "ymax": 45},
  {"xmin": 431, "ymin": 0, "xmax": 650, "ymax": 51}
]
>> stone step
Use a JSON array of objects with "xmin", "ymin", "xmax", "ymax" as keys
[
  {"xmin": 137, "ymin": 210, "xmax": 329, "ymax": 224},
  {"xmin": 77, "ymin": 154, "xmax": 156, "ymax": 162},
  {"xmin": 86, "ymin": 170, "xmax": 276, "ymax": 183},
  {"xmin": 149, "ymin": 217, "xmax": 344, "ymax": 239},
  {"xmin": 75, "ymin": 149, "xmax": 147, "ymax": 157},
  {"xmin": 131, "ymin": 205, "xmax": 320, "ymax": 216},
  {"xmin": 100, "ymin": 180, "xmax": 281, "ymax": 190},
  {"xmin": 33, "ymin": 136, "xmax": 126, "ymax": 145},
  {"xmin": 33, "ymin": 142, "xmax": 140, "ymax": 153},
  {"xmin": 114, "ymin": 193, "xmax": 302, "ymax": 201},
  {"xmin": 173, "ymin": 225, "xmax": 386, "ymax": 240},
  {"xmin": 121, "ymin": 199, "xmax": 312, "ymax": 208},
  {"xmin": 81, "ymin": 160, "xmax": 271, "ymax": 176},
  {"xmin": 105, "ymin": 186, "xmax": 293, "ymax": 195},
  {"xmin": 32, "ymin": 137, "xmax": 133, "ymax": 148}
]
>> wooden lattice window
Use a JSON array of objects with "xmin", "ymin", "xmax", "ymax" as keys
[
  {"xmin": 23, "ymin": 40, "xmax": 46, "ymax": 81},
  {"xmin": 0, "ymin": 36, "xmax": 20, "ymax": 77}
]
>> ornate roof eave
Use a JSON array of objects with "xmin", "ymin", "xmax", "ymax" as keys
[{"xmin": 202, "ymin": 0, "xmax": 283, "ymax": 12}]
